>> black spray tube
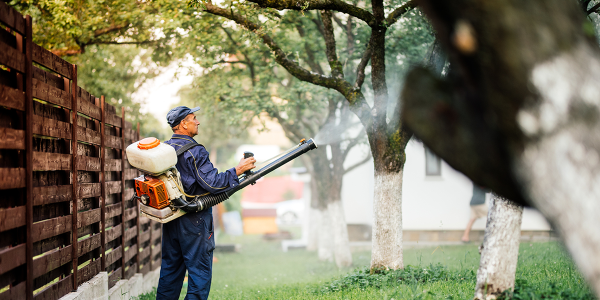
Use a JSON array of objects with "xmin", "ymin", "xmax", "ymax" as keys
[{"xmin": 171, "ymin": 138, "xmax": 318, "ymax": 213}]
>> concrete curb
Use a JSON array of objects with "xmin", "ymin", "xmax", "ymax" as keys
[{"xmin": 60, "ymin": 268, "xmax": 160, "ymax": 300}]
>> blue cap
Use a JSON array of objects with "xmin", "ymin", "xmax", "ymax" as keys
[{"xmin": 166, "ymin": 106, "xmax": 200, "ymax": 127}]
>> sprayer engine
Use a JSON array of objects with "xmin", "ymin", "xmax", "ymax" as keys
[{"xmin": 126, "ymin": 137, "xmax": 318, "ymax": 223}]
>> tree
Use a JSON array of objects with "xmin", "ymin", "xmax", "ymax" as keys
[
  {"xmin": 176, "ymin": 35, "xmax": 369, "ymax": 266},
  {"xmin": 401, "ymin": 0, "xmax": 600, "ymax": 295},
  {"xmin": 189, "ymin": 0, "xmax": 433, "ymax": 271},
  {"xmin": 474, "ymin": 194, "xmax": 523, "ymax": 299}
]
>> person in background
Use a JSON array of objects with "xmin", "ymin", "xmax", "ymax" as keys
[{"xmin": 461, "ymin": 185, "xmax": 489, "ymax": 243}]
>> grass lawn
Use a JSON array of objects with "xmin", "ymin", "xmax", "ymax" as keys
[{"xmin": 140, "ymin": 232, "xmax": 595, "ymax": 299}]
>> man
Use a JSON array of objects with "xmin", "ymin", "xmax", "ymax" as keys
[
  {"xmin": 461, "ymin": 185, "xmax": 489, "ymax": 243},
  {"xmin": 157, "ymin": 106, "xmax": 256, "ymax": 299}
]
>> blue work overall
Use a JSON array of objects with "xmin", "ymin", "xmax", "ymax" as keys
[{"xmin": 157, "ymin": 134, "xmax": 239, "ymax": 300}]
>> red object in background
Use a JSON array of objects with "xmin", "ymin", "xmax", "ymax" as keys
[{"xmin": 241, "ymin": 176, "xmax": 303, "ymax": 203}]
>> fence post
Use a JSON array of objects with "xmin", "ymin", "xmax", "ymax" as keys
[
  {"xmin": 24, "ymin": 14, "xmax": 33, "ymax": 300},
  {"xmin": 100, "ymin": 96, "xmax": 106, "ymax": 271},
  {"xmin": 71, "ymin": 64, "xmax": 79, "ymax": 291},
  {"xmin": 120, "ymin": 107, "xmax": 126, "ymax": 279},
  {"xmin": 136, "ymin": 123, "xmax": 140, "ymax": 273}
]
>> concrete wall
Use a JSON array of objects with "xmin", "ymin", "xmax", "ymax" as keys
[
  {"xmin": 341, "ymin": 139, "xmax": 551, "ymax": 231},
  {"xmin": 60, "ymin": 268, "xmax": 160, "ymax": 300}
]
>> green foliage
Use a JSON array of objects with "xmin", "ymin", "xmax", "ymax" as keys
[
  {"xmin": 315, "ymin": 264, "xmax": 476, "ymax": 294},
  {"xmin": 499, "ymin": 279, "xmax": 595, "ymax": 300}
]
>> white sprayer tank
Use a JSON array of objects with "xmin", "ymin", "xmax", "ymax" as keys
[{"xmin": 126, "ymin": 137, "xmax": 177, "ymax": 174}]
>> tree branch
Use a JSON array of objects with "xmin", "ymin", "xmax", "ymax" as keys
[
  {"xmin": 294, "ymin": 21, "xmax": 325, "ymax": 74},
  {"xmin": 354, "ymin": 33, "xmax": 373, "ymax": 89},
  {"xmin": 321, "ymin": 10, "xmax": 344, "ymax": 79},
  {"xmin": 587, "ymin": 2, "xmax": 600, "ymax": 14},
  {"xmin": 94, "ymin": 23, "xmax": 129, "ymax": 37},
  {"xmin": 384, "ymin": 0, "xmax": 416, "ymax": 27},
  {"xmin": 202, "ymin": 1, "xmax": 374, "ymax": 130},
  {"xmin": 246, "ymin": 0, "xmax": 377, "ymax": 27}
]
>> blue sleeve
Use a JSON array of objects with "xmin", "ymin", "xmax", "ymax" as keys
[{"xmin": 184, "ymin": 146, "xmax": 240, "ymax": 194}]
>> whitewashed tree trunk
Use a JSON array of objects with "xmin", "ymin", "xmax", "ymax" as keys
[
  {"xmin": 370, "ymin": 170, "xmax": 403, "ymax": 270},
  {"xmin": 474, "ymin": 193, "xmax": 523, "ymax": 299},
  {"xmin": 318, "ymin": 207, "xmax": 334, "ymax": 262},
  {"xmin": 306, "ymin": 206, "xmax": 320, "ymax": 251},
  {"xmin": 328, "ymin": 199, "xmax": 352, "ymax": 268}
]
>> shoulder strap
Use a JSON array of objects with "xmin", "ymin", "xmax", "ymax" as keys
[{"xmin": 175, "ymin": 142, "xmax": 203, "ymax": 156}]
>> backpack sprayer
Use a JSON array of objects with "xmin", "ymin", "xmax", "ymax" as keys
[{"xmin": 126, "ymin": 137, "xmax": 317, "ymax": 223}]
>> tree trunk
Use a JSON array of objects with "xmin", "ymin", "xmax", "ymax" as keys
[
  {"xmin": 370, "ymin": 169, "xmax": 404, "ymax": 271},
  {"xmin": 475, "ymin": 193, "xmax": 523, "ymax": 299},
  {"xmin": 306, "ymin": 172, "xmax": 320, "ymax": 251},
  {"xmin": 318, "ymin": 206, "xmax": 334, "ymax": 262},
  {"xmin": 307, "ymin": 206, "xmax": 320, "ymax": 251},
  {"xmin": 328, "ymin": 199, "xmax": 352, "ymax": 267},
  {"xmin": 402, "ymin": 0, "xmax": 600, "ymax": 295}
]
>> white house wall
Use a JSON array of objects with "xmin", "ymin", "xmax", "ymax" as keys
[{"xmin": 341, "ymin": 139, "xmax": 551, "ymax": 231}]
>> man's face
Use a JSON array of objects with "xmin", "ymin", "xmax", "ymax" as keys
[{"xmin": 180, "ymin": 113, "xmax": 200, "ymax": 136}]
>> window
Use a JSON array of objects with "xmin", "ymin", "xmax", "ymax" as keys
[{"xmin": 425, "ymin": 147, "xmax": 441, "ymax": 176}]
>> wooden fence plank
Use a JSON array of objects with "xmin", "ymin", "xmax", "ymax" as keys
[
  {"xmin": 139, "ymin": 263, "xmax": 149, "ymax": 276},
  {"xmin": 124, "ymin": 189, "xmax": 134, "ymax": 201},
  {"xmin": 0, "ymin": 244, "xmax": 26, "ymax": 275},
  {"xmin": 32, "ymin": 115, "xmax": 71, "ymax": 140},
  {"xmin": 105, "ymin": 224, "xmax": 122, "ymax": 244},
  {"xmin": 77, "ymin": 156, "xmax": 101, "ymax": 172},
  {"xmin": 138, "ymin": 230, "xmax": 150, "ymax": 244},
  {"xmin": 0, "ymin": 168, "xmax": 25, "ymax": 190},
  {"xmin": 105, "ymin": 134, "xmax": 121, "ymax": 149},
  {"xmin": 0, "ymin": 206, "xmax": 25, "ymax": 232},
  {"xmin": 151, "ymin": 246, "xmax": 161, "ymax": 259},
  {"xmin": 124, "ymin": 263, "xmax": 137, "ymax": 280},
  {"xmin": 152, "ymin": 258, "xmax": 161, "ymax": 270},
  {"xmin": 31, "ymin": 44, "xmax": 71, "ymax": 79},
  {"xmin": 0, "ymin": 127, "xmax": 25, "ymax": 150},
  {"xmin": 0, "ymin": 83, "xmax": 25, "ymax": 111},
  {"xmin": 33, "ymin": 185, "xmax": 71, "ymax": 206},
  {"xmin": 104, "ymin": 159, "xmax": 121, "ymax": 172},
  {"xmin": 0, "ymin": 40, "xmax": 25, "ymax": 73},
  {"xmin": 77, "ymin": 208, "xmax": 100, "ymax": 229},
  {"xmin": 32, "ymin": 275, "xmax": 72, "ymax": 300},
  {"xmin": 0, "ymin": 1, "xmax": 26, "ymax": 34},
  {"xmin": 77, "ymin": 97, "xmax": 101, "ymax": 120},
  {"xmin": 139, "ymin": 216, "xmax": 150, "ymax": 225},
  {"xmin": 32, "ymin": 245, "xmax": 71, "ymax": 278},
  {"xmin": 32, "ymin": 152, "xmax": 70, "ymax": 171},
  {"xmin": 105, "ymin": 203, "xmax": 122, "ymax": 220},
  {"xmin": 76, "ymin": 259, "xmax": 101, "ymax": 286},
  {"xmin": 124, "ymin": 226, "xmax": 137, "ymax": 242},
  {"xmin": 105, "ymin": 113, "xmax": 121, "ymax": 128},
  {"xmin": 105, "ymin": 181, "xmax": 121, "ymax": 195},
  {"xmin": 108, "ymin": 268, "xmax": 121, "ymax": 289},
  {"xmin": 32, "ymin": 215, "xmax": 71, "ymax": 242},
  {"xmin": 78, "ymin": 183, "xmax": 101, "ymax": 199},
  {"xmin": 32, "ymin": 78, "xmax": 70, "ymax": 109},
  {"xmin": 123, "ymin": 207, "xmax": 137, "ymax": 222},
  {"xmin": 138, "ymin": 246, "xmax": 150, "ymax": 262},
  {"xmin": 124, "ymin": 244, "xmax": 137, "ymax": 263},
  {"xmin": 77, "ymin": 234, "xmax": 101, "ymax": 258},
  {"xmin": 105, "ymin": 246, "xmax": 122, "ymax": 267},
  {"xmin": 123, "ymin": 168, "xmax": 139, "ymax": 180},
  {"xmin": 76, "ymin": 126, "xmax": 101, "ymax": 145},
  {"xmin": 0, "ymin": 281, "xmax": 26, "ymax": 300}
]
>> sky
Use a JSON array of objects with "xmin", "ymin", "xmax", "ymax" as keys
[{"xmin": 133, "ymin": 58, "xmax": 198, "ymax": 128}]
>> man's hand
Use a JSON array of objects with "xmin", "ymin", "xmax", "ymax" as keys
[{"xmin": 235, "ymin": 156, "xmax": 256, "ymax": 176}]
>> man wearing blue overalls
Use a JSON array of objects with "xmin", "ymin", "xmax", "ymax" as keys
[{"xmin": 157, "ymin": 106, "xmax": 256, "ymax": 299}]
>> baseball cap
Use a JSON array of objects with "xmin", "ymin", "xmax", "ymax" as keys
[{"xmin": 166, "ymin": 106, "xmax": 200, "ymax": 127}]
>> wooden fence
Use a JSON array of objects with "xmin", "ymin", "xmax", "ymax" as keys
[{"xmin": 0, "ymin": 2, "xmax": 162, "ymax": 299}]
